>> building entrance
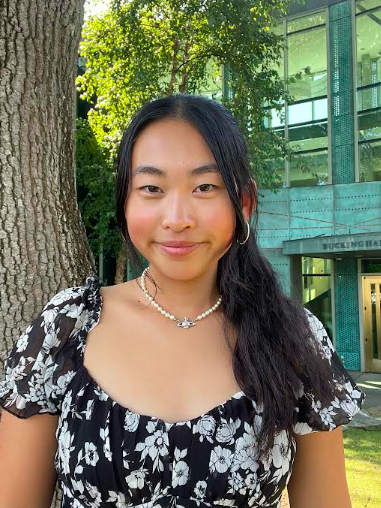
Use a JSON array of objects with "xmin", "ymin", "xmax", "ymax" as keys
[{"xmin": 362, "ymin": 276, "xmax": 381, "ymax": 373}]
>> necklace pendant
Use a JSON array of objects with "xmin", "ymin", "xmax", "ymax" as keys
[{"xmin": 177, "ymin": 317, "xmax": 196, "ymax": 329}]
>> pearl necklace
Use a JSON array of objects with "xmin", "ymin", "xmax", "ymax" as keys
[{"xmin": 139, "ymin": 267, "xmax": 223, "ymax": 329}]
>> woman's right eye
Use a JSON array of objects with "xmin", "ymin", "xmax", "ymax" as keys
[{"xmin": 139, "ymin": 185, "xmax": 161, "ymax": 193}]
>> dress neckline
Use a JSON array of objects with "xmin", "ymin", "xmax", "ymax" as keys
[{"xmin": 80, "ymin": 274, "xmax": 246, "ymax": 428}]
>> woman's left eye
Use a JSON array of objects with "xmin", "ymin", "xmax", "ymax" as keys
[{"xmin": 195, "ymin": 184, "xmax": 217, "ymax": 192}]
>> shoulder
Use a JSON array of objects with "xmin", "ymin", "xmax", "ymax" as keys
[
  {"xmin": 21, "ymin": 275, "xmax": 102, "ymax": 354},
  {"xmin": 0, "ymin": 274, "xmax": 103, "ymax": 418},
  {"xmin": 303, "ymin": 307, "xmax": 327, "ymax": 336},
  {"xmin": 40, "ymin": 274, "xmax": 104, "ymax": 330},
  {"xmin": 292, "ymin": 307, "xmax": 366, "ymax": 436},
  {"xmin": 100, "ymin": 277, "xmax": 149, "ymax": 315},
  {"xmin": 32, "ymin": 274, "xmax": 101, "ymax": 320},
  {"xmin": 302, "ymin": 308, "xmax": 335, "ymax": 361}
]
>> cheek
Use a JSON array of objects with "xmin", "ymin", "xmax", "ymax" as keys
[
  {"xmin": 125, "ymin": 200, "xmax": 156, "ymax": 245},
  {"xmin": 201, "ymin": 207, "xmax": 236, "ymax": 241}
]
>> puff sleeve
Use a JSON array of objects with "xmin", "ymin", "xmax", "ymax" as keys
[
  {"xmin": 0, "ymin": 285, "xmax": 86, "ymax": 419},
  {"xmin": 293, "ymin": 309, "xmax": 367, "ymax": 435}
]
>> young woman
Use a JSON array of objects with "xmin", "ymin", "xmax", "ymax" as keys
[{"xmin": 0, "ymin": 94, "xmax": 365, "ymax": 508}]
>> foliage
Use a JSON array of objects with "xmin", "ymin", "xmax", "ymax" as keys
[
  {"xmin": 76, "ymin": 0, "xmax": 299, "ymax": 187},
  {"xmin": 76, "ymin": 117, "xmax": 122, "ymax": 259}
]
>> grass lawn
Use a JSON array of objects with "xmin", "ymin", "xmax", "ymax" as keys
[{"xmin": 343, "ymin": 429, "xmax": 381, "ymax": 508}]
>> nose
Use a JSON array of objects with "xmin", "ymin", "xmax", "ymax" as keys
[{"xmin": 161, "ymin": 191, "xmax": 196, "ymax": 231}]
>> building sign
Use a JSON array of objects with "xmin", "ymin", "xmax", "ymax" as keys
[
  {"xmin": 283, "ymin": 232, "xmax": 381, "ymax": 257},
  {"xmin": 323, "ymin": 239, "xmax": 381, "ymax": 251}
]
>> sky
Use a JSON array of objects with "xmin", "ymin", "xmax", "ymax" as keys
[{"xmin": 84, "ymin": 0, "xmax": 112, "ymax": 21}]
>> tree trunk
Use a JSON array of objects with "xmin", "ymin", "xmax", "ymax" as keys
[
  {"xmin": 115, "ymin": 245, "xmax": 127, "ymax": 284},
  {"xmin": 179, "ymin": 39, "xmax": 190, "ymax": 93},
  {"xmin": 0, "ymin": 1, "xmax": 88, "ymax": 506},
  {"xmin": 168, "ymin": 34, "xmax": 180, "ymax": 94}
]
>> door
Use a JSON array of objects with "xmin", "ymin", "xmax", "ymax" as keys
[{"xmin": 362, "ymin": 276, "xmax": 381, "ymax": 373}]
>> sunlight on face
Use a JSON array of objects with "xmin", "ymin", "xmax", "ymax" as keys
[{"xmin": 125, "ymin": 118, "xmax": 236, "ymax": 280}]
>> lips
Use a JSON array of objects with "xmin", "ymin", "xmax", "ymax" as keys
[
  {"xmin": 156, "ymin": 242, "xmax": 203, "ymax": 256},
  {"xmin": 158, "ymin": 241, "xmax": 200, "ymax": 247}
]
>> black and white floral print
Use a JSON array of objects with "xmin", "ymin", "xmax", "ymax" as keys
[{"xmin": 0, "ymin": 275, "xmax": 366, "ymax": 508}]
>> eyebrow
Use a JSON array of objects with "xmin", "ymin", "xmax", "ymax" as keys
[{"xmin": 131, "ymin": 163, "xmax": 220, "ymax": 178}]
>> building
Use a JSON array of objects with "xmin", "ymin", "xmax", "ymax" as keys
[{"xmin": 259, "ymin": 0, "xmax": 381, "ymax": 373}]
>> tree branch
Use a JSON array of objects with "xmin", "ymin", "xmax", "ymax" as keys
[{"xmin": 167, "ymin": 34, "xmax": 180, "ymax": 94}]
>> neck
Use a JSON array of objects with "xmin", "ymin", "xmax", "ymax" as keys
[{"xmin": 140, "ymin": 265, "xmax": 221, "ymax": 318}]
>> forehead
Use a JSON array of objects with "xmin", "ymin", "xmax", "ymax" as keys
[{"xmin": 131, "ymin": 118, "xmax": 216, "ymax": 170}]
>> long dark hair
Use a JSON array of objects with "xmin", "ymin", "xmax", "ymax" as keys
[{"xmin": 115, "ymin": 93, "xmax": 340, "ymax": 459}]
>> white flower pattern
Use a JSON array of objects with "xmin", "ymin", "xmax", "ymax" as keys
[{"xmin": 0, "ymin": 276, "xmax": 366, "ymax": 508}]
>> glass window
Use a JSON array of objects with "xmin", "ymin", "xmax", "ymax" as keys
[
  {"xmin": 271, "ymin": 23, "xmax": 285, "ymax": 81},
  {"xmin": 290, "ymin": 137, "xmax": 327, "ymax": 151},
  {"xmin": 356, "ymin": 9, "xmax": 381, "ymax": 89},
  {"xmin": 356, "ymin": 4, "xmax": 381, "ymax": 182},
  {"xmin": 289, "ymin": 123, "xmax": 328, "ymax": 148},
  {"xmin": 356, "ymin": 0, "xmax": 381, "ymax": 14},
  {"xmin": 357, "ymin": 83, "xmax": 381, "ymax": 111},
  {"xmin": 288, "ymin": 97, "xmax": 328, "ymax": 124},
  {"xmin": 289, "ymin": 148, "xmax": 329, "ymax": 186},
  {"xmin": 358, "ymin": 108, "xmax": 381, "ymax": 140},
  {"xmin": 359, "ymin": 139, "xmax": 381, "ymax": 181},
  {"xmin": 302, "ymin": 257, "xmax": 333, "ymax": 339},
  {"xmin": 361, "ymin": 259, "xmax": 381, "ymax": 273},
  {"xmin": 263, "ymin": 11, "xmax": 329, "ymax": 189},
  {"xmin": 264, "ymin": 105, "xmax": 285, "ymax": 129},
  {"xmin": 263, "ymin": 22, "xmax": 285, "ymax": 129},
  {"xmin": 287, "ymin": 25, "xmax": 327, "ymax": 101},
  {"xmin": 264, "ymin": 158, "xmax": 286, "ymax": 188},
  {"xmin": 287, "ymin": 11, "xmax": 326, "ymax": 34},
  {"xmin": 262, "ymin": 24, "xmax": 286, "ymax": 187}
]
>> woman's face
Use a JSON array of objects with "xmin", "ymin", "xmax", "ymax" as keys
[{"xmin": 125, "ymin": 118, "xmax": 237, "ymax": 281}]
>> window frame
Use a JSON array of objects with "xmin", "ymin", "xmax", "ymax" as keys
[{"xmin": 265, "ymin": 7, "xmax": 331, "ymax": 188}]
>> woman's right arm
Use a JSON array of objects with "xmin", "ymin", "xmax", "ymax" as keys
[
  {"xmin": 0, "ymin": 283, "xmax": 89, "ymax": 507},
  {"xmin": 0, "ymin": 410, "xmax": 59, "ymax": 508}
]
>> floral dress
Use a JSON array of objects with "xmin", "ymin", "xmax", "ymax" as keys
[{"xmin": 0, "ymin": 275, "xmax": 366, "ymax": 508}]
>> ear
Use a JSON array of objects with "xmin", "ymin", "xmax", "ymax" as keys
[{"xmin": 242, "ymin": 179, "xmax": 257, "ymax": 222}]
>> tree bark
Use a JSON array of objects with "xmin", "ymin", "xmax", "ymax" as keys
[
  {"xmin": 115, "ymin": 245, "xmax": 127, "ymax": 284},
  {"xmin": 0, "ymin": 1, "xmax": 88, "ymax": 506},
  {"xmin": 167, "ymin": 34, "xmax": 180, "ymax": 94},
  {"xmin": 179, "ymin": 39, "xmax": 190, "ymax": 93}
]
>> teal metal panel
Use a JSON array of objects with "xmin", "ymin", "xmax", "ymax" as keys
[
  {"xmin": 333, "ymin": 181, "xmax": 381, "ymax": 235},
  {"xmin": 261, "ymin": 248, "xmax": 292, "ymax": 296},
  {"xmin": 258, "ymin": 182, "xmax": 381, "ymax": 245},
  {"xmin": 257, "ymin": 188, "xmax": 290, "ymax": 249},
  {"xmin": 334, "ymin": 258, "xmax": 361, "ymax": 370},
  {"xmin": 288, "ymin": 185, "xmax": 334, "ymax": 240},
  {"xmin": 329, "ymin": 0, "xmax": 355, "ymax": 184}
]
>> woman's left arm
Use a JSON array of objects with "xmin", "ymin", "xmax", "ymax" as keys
[{"xmin": 287, "ymin": 426, "xmax": 352, "ymax": 508}]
